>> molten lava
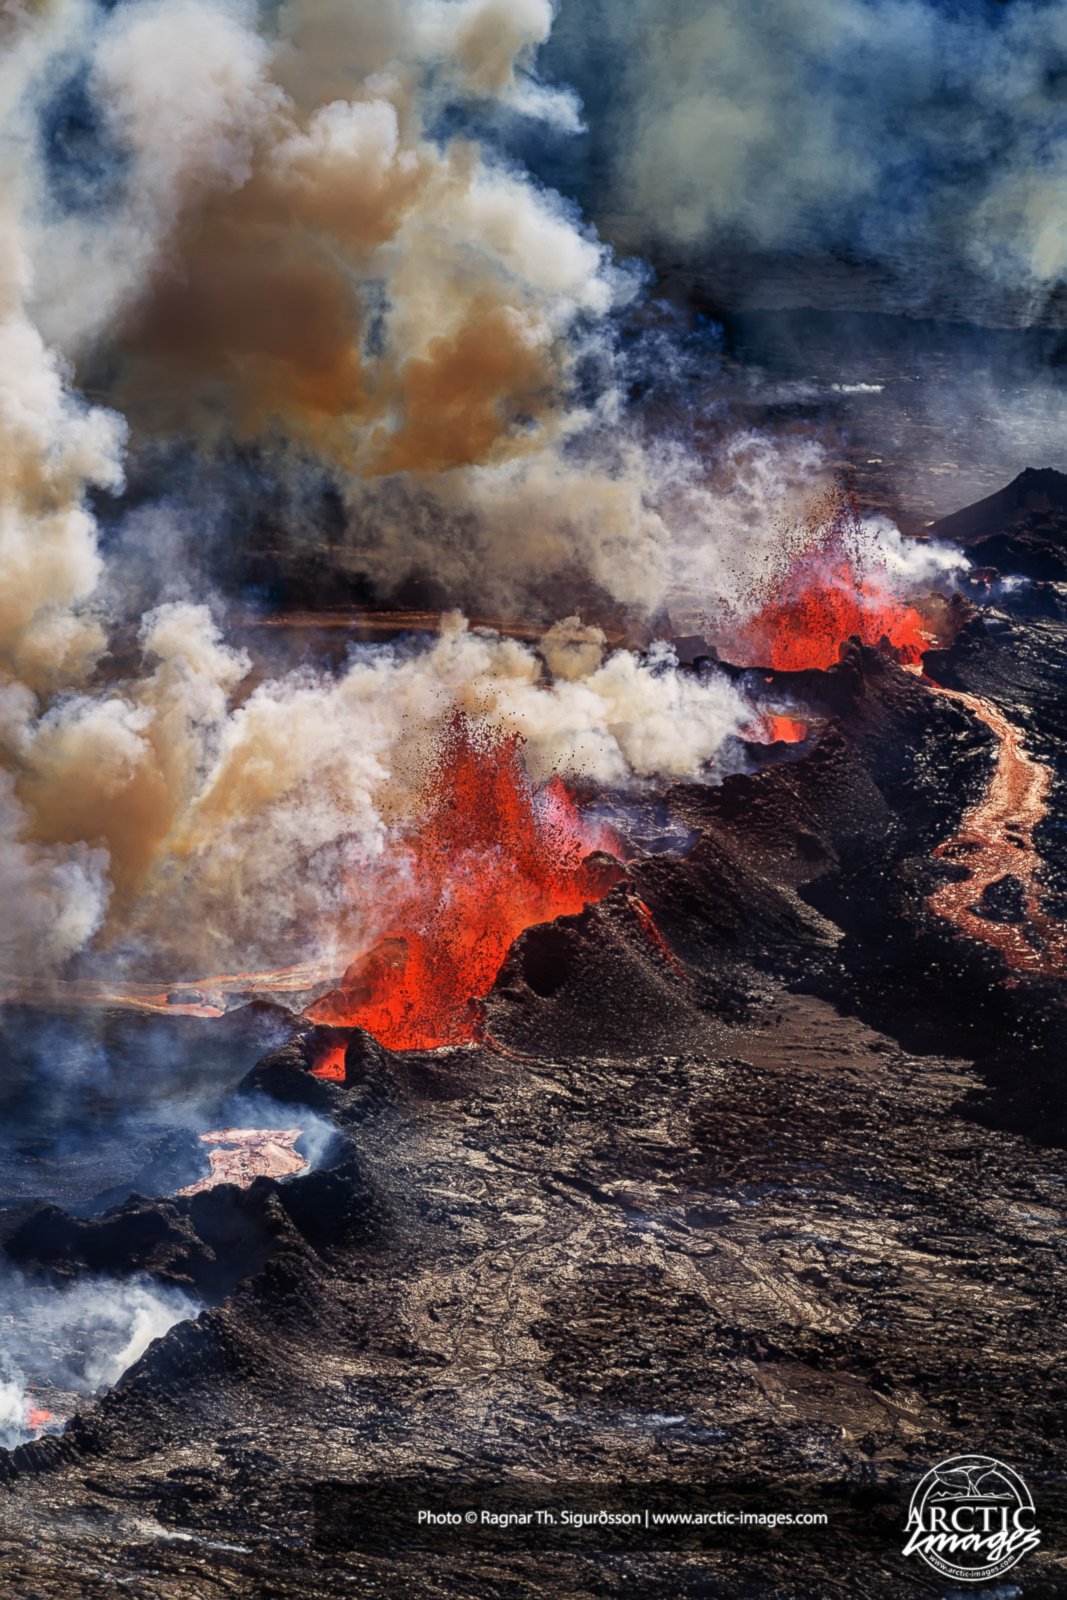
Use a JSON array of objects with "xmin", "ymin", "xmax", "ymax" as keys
[
  {"xmin": 625, "ymin": 889, "xmax": 685, "ymax": 977},
  {"xmin": 740, "ymin": 712, "xmax": 810, "ymax": 744},
  {"xmin": 7, "ymin": 721, "xmax": 625, "ymax": 1045},
  {"xmin": 311, "ymin": 1041, "xmax": 348, "ymax": 1081},
  {"xmin": 924, "ymin": 678, "xmax": 1066, "ymax": 977},
  {"xmin": 766, "ymin": 715, "xmax": 808, "ymax": 743},
  {"xmin": 729, "ymin": 555, "xmax": 927, "ymax": 671},
  {"xmin": 306, "ymin": 715, "xmax": 622, "ymax": 1049}
]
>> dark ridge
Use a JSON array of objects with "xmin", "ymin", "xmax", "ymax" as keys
[{"xmin": 930, "ymin": 466, "xmax": 1067, "ymax": 578}]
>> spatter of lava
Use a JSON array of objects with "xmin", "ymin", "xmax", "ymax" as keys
[
  {"xmin": 306, "ymin": 715, "xmax": 623, "ymax": 1049},
  {"xmin": 723, "ymin": 551, "xmax": 926, "ymax": 671},
  {"xmin": 715, "ymin": 490, "xmax": 929, "ymax": 671}
]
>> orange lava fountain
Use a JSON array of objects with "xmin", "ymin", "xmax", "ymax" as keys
[
  {"xmin": 728, "ymin": 554, "xmax": 927, "ymax": 671},
  {"xmin": 306, "ymin": 715, "xmax": 622, "ymax": 1049},
  {"xmin": 6, "ymin": 718, "xmax": 623, "ymax": 1042},
  {"xmin": 708, "ymin": 487, "xmax": 932, "ymax": 671}
]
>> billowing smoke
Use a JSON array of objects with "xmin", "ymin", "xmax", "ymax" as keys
[
  {"xmin": 0, "ymin": 1261, "xmax": 197, "ymax": 1450},
  {"xmin": 1, "ymin": 591, "xmax": 759, "ymax": 981},
  {"xmin": 848, "ymin": 515, "xmax": 968, "ymax": 592},
  {"xmin": 29, "ymin": 0, "xmax": 620, "ymax": 471},
  {"xmin": 337, "ymin": 430, "xmax": 837, "ymax": 615},
  {"xmin": 0, "ymin": 0, "xmax": 968, "ymax": 995},
  {"xmin": 545, "ymin": 0, "xmax": 1067, "ymax": 321},
  {"xmin": 5, "ymin": 609, "xmax": 748, "ymax": 978},
  {"xmin": 7, "ymin": 0, "xmax": 848, "ymax": 615},
  {"xmin": 1, "ymin": 5, "xmax": 128, "ymax": 975}
]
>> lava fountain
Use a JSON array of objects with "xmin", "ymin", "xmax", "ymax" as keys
[
  {"xmin": 7, "ymin": 714, "xmax": 626, "ymax": 1044},
  {"xmin": 306, "ymin": 715, "xmax": 623, "ymax": 1049},
  {"xmin": 725, "ymin": 550, "xmax": 927, "ymax": 671},
  {"xmin": 714, "ymin": 490, "xmax": 931, "ymax": 671}
]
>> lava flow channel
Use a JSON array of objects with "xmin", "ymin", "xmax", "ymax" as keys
[
  {"xmin": 925, "ymin": 681, "xmax": 1065, "ymax": 976},
  {"xmin": 306, "ymin": 715, "xmax": 622, "ymax": 1049}
]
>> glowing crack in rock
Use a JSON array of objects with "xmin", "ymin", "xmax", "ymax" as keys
[
  {"xmin": 177, "ymin": 1128, "xmax": 309, "ymax": 1197},
  {"xmin": 764, "ymin": 715, "xmax": 809, "ymax": 743}
]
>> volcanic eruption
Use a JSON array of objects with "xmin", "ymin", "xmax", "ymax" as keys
[
  {"xmin": 713, "ymin": 488, "xmax": 935, "ymax": 672},
  {"xmin": 3, "ymin": 3, "xmax": 1066, "ymax": 1598},
  {"xmin": 731, "ymin": 554, "xmax": 927, "ymax": 671},
  {"xmin": 305, "ymin": 714, "xmax": 623, "ymax": 1048}
]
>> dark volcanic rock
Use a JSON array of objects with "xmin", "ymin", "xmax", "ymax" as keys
[
  {"xmin": 929, "ymin": 465, "xmax": 1067, "ymax": 578},
  {"xmin": 971, "ymin": 872, "xmax": 1027, "ymax": 923},
  {"xmin": 2, "ymin": 999, "xmax": 1065, "ymax": 1598},
  {"xmin": 2, "ymin": 628, "xmax": 1066, "ymax": 1598}
]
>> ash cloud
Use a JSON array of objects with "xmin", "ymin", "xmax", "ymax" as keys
[
  {"xmin": 546, "ymin": 0, "xmax": 1067, "ymax": 322},
  {"xmin": 7, "ymin": 0, "xmax": 847, "ymax": 619},
  {"xmin": 30, "ymin": 0, "xmax": 622, "ymax": 471}
]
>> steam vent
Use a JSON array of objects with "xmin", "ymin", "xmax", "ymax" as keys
[{"xmin": 2, "ymin": 3, "xmax": 1066, "ymax": 1597}]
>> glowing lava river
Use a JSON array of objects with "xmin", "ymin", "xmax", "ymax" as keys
[{"xmin": 922, "ymin": 675, "xmax": 1065, "ymax": 977}]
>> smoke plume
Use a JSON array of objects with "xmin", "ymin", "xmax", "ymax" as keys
[
  {"xmin": 545, "ymin": 0, "xmax": 1067, "ymax": 322},
  {"xmin": 0, "ymin": 1261, "xmax": 197, "ymax": 1450},
  {"xmin": 0, "ymin": 0, "xmax": 967, "ymax": 995}
]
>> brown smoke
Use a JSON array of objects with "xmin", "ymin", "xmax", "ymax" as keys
[{"xmin": 67, "ymin": 0, "xmax": 609, "ymax": 474}]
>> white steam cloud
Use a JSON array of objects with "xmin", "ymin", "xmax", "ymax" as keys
[{"xmin": 0, "ymin": 1263, "xmax": 197, "ymax": 1451}]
